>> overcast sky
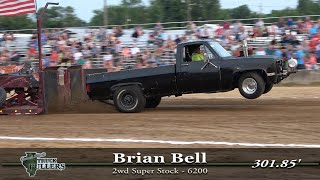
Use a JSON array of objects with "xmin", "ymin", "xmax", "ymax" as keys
[{"xmin": 36, "ymin": 0, "xmax": 298, "ymax": 22}]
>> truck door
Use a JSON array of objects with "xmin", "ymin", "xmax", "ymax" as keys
[{"xmin": 177, "ymin": 43, "xmax": 220, "ymax": 93}]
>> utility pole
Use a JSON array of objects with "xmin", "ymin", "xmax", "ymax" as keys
[
  {"xmin": 103, "ymin": 0, "xmax": 108, "ymax": 29},
  {"xmin": 187, "ymin": 0, "xmax": 191, "ymax": 21},
  {"xmin": 183, "ymin": 0, "xmax": 195, "ymax": 21},
  {"xmin": 259, "ymin": 0, "xmax": 262, "ymax": 15}
]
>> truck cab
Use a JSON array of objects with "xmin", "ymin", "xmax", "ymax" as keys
[{"xmin": 175, "ymin": 40, "xmax": 226, "ymax": 93}]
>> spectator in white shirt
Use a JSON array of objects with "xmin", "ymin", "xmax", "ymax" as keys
[
  {"xmin": 73, "ymin": 49, "xmax": 83, "ymax": 61},
  {"xmin": 103, "ymin": 51, "xmax": 113, "ymax": 62},
  {"xmin": 255, "ymin": 47, "xmax": 267, "ymax": 56},
  {"xmin": 103, "ymin": 51, "xmax": 114, "ymax": 72},
  {"xmin": 131, "ymin": 44, "xmax": 140, "ymax": 57},
  {"xmin": 255, "ymin": 19, "xmax": 265, "ymax": 29},
  {"xmin": 232, "ymin": 20, "xmax": 242, "ymax": 34},
  {"xmin": 268, "ymin": 23, "xmax": 279, "ymax": 36}
]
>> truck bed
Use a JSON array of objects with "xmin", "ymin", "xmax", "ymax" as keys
[
  {"xmin": 86, "ymin": 65, "xmax": 176, "ymax": 84},
  {"xmin": 86, "ymin": 65, "xmax": 177, "ymax": 99}
]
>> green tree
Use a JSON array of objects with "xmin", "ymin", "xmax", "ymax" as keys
[
  {"xmin": 89, "ymin": 10, "xmax": 104, "ymax": 26},
  {"xmin": 230, "ymin": 5, "xmax": 251, "ymax": 19},
  {"xmin": 88, "ymin": 0, "xmax": 320, "ymax": 28},
  {"xmin": 148, "ymin": 0, "xmax": 187, "ymax": 23},
  {"xmin": 62, "ymin": 6, "xmax": 86, "ymax": 27},
  {"xmin": 297, "ymin": 0, "xmax": 320, "ymax": 15},
  {"xmin": 147, "ymin": 0, "xmax": 221, "ymax": 22},
  {"xmin": 146, "ymin": 0, "xmax": 163, "ymax": 23},
  {"xmin": 91, "ymin": 0, "xmax": 221, "ymax": 27},
  {"xmin": 0, "ymin": 15, "xmax": 35, "ymax": 30},
  {"xmin": 269, "ymin": 8, "xmax": 300, "ymax": 17},
  {"xmin": 121, "ymin": 0, "xmax": 142, "ymax": 6},
  {"xmin": 39, "ymin": 6, "xmax": 86, "ymax": 28},
  {"xmin": 90, "ymin": 5, "xmax": 146, "ymax": 26},
  {"xmin": 218, "ymin": 9, "xmax": 232, "ymax": 20},
  {"xmin": 193, "ymin": 0, "xmax": 221, "ymax": 20}
]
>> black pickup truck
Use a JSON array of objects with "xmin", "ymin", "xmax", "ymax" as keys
[{"xmin": 86, "ymin": 40, "xmax": 297, "ymax": 113}]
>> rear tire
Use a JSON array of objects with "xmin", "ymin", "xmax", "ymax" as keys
[
  {"xmin": 263, "ymin": 82, "xmax": 274, "ymax": 94},
  {"xmin": 238, "ymin": 72, "xmax": 265, "ymax": 99},
  {"xmin": 145, "ymin": 97, "xmax": 161, "ymax": 108},
  {"xmin": 113, "ymin": 86, "xmax": 146, "ymax": 113},
  {"xmin": 0, "ymin": 87, "xmax": 6, "ymax": 106}
]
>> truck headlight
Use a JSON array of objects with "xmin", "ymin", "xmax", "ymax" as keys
[{"xmin": 288, "ymin": 58, "xmax": 298, "ymax": 68}]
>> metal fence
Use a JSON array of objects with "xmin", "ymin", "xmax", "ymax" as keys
[{"xmin": 2, "ymin": 14, "xmax": 320, "ymax": 32}]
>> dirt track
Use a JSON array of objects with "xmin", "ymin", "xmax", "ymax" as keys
[{"xmin": 0, "ymin": 87, "xmax": 320, "ymax": 148}]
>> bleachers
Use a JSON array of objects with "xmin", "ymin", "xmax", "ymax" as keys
[
  {"xmin": 246, "ymin": 33, "xmax": 309, "ymax": 48},
  {"xmin": 1, "ymin": 26, "xmax": 318, "ymax": 70}
]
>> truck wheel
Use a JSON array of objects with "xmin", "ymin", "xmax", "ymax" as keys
[
  {"xmin": 145, "ymin": 97, "xmax": 161, "ymax": 108},
  {"xmin": 263, "ymin": 83, "xmax": 274, "ymax": 94},
  {"xmin": 238, "ymin": 72, "xmax": 265, "ymax": 99},
  {"xmin": 113, "ymin": 86, "xmax": 146, "ymax": 113},
  {"xmin": 0, "ymin": 87, "xmax": 6, "ymax": 106}
]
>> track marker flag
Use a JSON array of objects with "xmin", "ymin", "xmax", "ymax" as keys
[{"xmin": 0, "ymin": 0, "xmax": 36, "ymax": 16}]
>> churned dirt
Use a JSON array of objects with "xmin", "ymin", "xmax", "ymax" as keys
[{"xmin": 0, "ymin": 87, "xmax": 320, "ymax": 148}]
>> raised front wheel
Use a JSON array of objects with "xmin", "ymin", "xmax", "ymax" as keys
[{"xmin": 238, "ymin": 72, "xmax": 265, "ymax": 99}]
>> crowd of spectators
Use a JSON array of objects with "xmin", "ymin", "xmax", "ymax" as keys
[
  {"xmin": 210, "ymin": 16, "xmax": 320, "ymax": 70},
  {"xmin": 1, "ymin": 16, "xmax": 320, "ymax": 71},
  {"xmin": 188, "ymin": 16, "xmax": 320, "ymax": 70}
]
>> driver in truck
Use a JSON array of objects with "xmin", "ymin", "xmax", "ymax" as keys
[{"xmin": 192, "ymin": 45, "xmax": 205, "ymax": 61}]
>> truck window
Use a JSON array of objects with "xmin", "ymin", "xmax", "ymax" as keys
[
  {"xmin": 183, "ymin": 43, "xmax": 214, "ymax": 62},
  {"xmin": 209, "ymin": 42, "xmax": 232, "ymax": 57},
  {"xmin": 183, "ymin": 46, "xmax": 192, "ymax": 62},
  {"xmin": 205, "ymin": 46, "xmax": 214, "ymax": 59}
]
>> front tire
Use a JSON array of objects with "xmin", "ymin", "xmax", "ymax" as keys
[
  {"xmin": 238, "ymin": 72, "xmax": 265, "ymax": 99},
  {"xmin": 113, "ymin": 86, "xmax": 146, "ymax": 113},
  {"xmin": 145, "ymin": 97, "xmax": 161, "ymax": 108}
]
